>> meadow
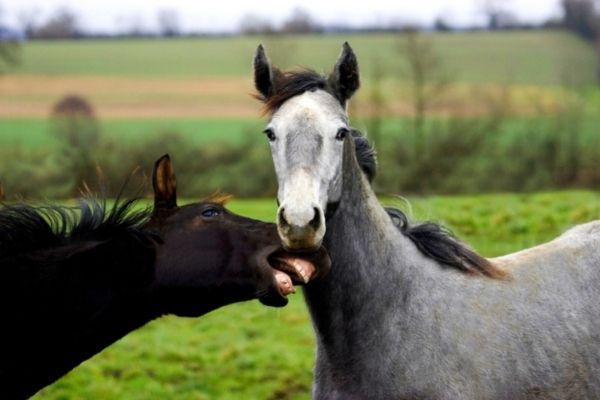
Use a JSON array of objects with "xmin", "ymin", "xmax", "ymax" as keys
[
  {"xmin": 32, "ymin": 192, "xmax": 600, "ymax": 400},
  {"xmin": 13, "ymin": 32, "xmax": 597, "ymax": 84},
  {"xmin": 2, "ymin": 30, "xmax": 600, "ymax": 399},
  {"xmin": 2, "ymin": 31, "xmax": 599, "ymax": 199},
  {"xmin": 1, "ymin": 30, "xmax": 598, "ymax": 121}
]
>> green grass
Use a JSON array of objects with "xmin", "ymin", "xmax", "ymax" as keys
[
  {"xmin": 15, "ymin": 31, "xmax": 598, "ymax": 85},
  {"xmin": 0, "ymin": 118, "xmax": 263, "ymax": 148},
  {"xmin": 32, "ymin": 191, "xmax": 600, "ymax": 400},
  {"xmin": 3, "ymin": 114, "xmax": 599, "ymax": 150}
]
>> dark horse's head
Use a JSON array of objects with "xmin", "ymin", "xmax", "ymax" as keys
[
  {"xmin": 0, "ymin": 155, "xmax": 330, "ymax": 399},
  {"xmin": 148, "ymin": 155, "xmax": 330, "ymax": 315}
]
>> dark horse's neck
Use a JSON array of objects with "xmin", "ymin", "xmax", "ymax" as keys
[
  {"xmin": 5, "ymin": 289, "xmax": 156, "ymax": 400},
  {"xmin": 0, "ymin": 229, "xmax": 159, "ymax": 399}
]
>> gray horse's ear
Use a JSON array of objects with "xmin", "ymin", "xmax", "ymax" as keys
[
  {"xmin": 153, "ymin": 154, "xmax": 177, "ymax": 210},
  {"xmin": 329, "ymin": 42, "xmax": 360, "ymax": 105},
  {"xmin": 254, "ymin": 44, "xmax": 274, "ymax": 99}
]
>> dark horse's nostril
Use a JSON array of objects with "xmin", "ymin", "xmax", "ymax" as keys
[
  {"xmin": 309, "ymin": 207, "xmax": 321, "ymax": 230},
  {"xmin": 278, "ymin": 208, "xmax": 289, "ymax": 227}
]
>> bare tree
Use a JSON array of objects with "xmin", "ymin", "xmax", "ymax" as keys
[
  {"xmin": 480, "ymin": 0, "xmax": 518, "ymax": 30},
  {"xmin": 281, "ymin": 7, "xmax": 320, "ymax": 33},
  {"xmin": 398, "ymin": 29, "xmax": 450, "ymax": 155},
  {"xmin": 562, "ymin": 0, "xmax": 599, "ymax": 40},
  {"xmin": 561, "ymin": 0, "xmax": 600, "ymax": 82},
  {"xmin": 50, "ymin": 95, "xmax": 101, "ymax": 196},
  {"xmin": 116, "ymin": 14, "xmax": 148, "ymax": 37},
  {"xmin": 157, "ymin": 9, "xmax": 180, "ymax": 37},
  {"xmin": 433, "ymin": 16, "xmax": 452, "ymax": 32},
  {"xmin": 239, "ymin": 13, "xmax": 274, "ymax": 35},
  {"xmin": 366, "ymin": 59, "xmax": 387, "ymax": 150},
  {"xmin": 33, "ymin": 8, "xmax": 79, "ymax": 39},
  {"xmin": 260, "ymin": 36, "xmax": 297, "ymax": 67},
  {"xmin": 17, "ymin": 7, "xmax": 40, "ymax": 38}
]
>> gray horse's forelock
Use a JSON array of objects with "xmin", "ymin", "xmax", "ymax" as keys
[{"xmin": 255, "ymin": 69, "xmax": 333, "ymax": 114}]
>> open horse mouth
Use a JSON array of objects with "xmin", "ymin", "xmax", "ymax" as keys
[{"xmin": 258, "ymin": 246, "xmax": 331, "ymax": 304}]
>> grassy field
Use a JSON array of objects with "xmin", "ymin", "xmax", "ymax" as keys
[
  {"xmin": 1, "ymin": 30, "xmax": 598, "ymax": 399},
  {"xmin": 2, "ymin": 30, "xmax": 598, "ymax": 150},
  {"xmin": 0, "ymin": 118, "xmax": 262, "ymax": 148},
  {"xmin": 3, "ymin": 115, "xmax": 599, "ymax": 153},
  {"xmin": 31, "ymin": 192, "xmax": 600, "ymax": 400},
  {"xmin": 14, "ymin": 31, "xmax": 597, "ymax": 85}
]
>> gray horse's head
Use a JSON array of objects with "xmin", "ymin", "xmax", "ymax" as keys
[{"xmin": 254, "ymin": 42, "xmax": 360, "ymax": 251}]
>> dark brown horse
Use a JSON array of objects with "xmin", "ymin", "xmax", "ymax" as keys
[{"xmin": 0, "ymin": 155, "xmax": 329, "ymax": 399}]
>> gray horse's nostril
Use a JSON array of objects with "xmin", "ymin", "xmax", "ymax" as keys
[
  {"xmin": 278, "ymin": 207, "xmax": 289, "ymax": 227},
  {"xmin": 309, "ymin": 207, "xmax": 321, "ymax": 230}
]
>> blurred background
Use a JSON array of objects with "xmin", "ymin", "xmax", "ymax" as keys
[
  {"xmin": 1, "ymin": 1, "xmax": 600, "ymax": 399},
  {"xmin": 1, "ymin": 0, "xmax": 600, "ymax": 199}
]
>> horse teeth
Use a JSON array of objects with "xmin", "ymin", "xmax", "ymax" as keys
[
  {"xmin": 301, "ymin": 270, "xmax": 309, "ymax": 283},
  {"xmin": 278, "ymin": 257, "xmax": 315, "ymax": 284}
]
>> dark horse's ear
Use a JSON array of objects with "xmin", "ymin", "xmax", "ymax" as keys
[
  {"xmin": 329, "ymin": 42, "xmax": 360, "ymax": 106},
  {"xmin": 254, "ymin": 44, "xmax": 274, "ymax": 99},
  {"xmin": 0, "ymin": 181, "xmax": 4, "ymax": 201},
  {"xmin": 153, "ymin": 154, "xmax": 177, "ymax": 210}
]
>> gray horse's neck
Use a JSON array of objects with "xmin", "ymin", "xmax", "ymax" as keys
[
  {"xmin": 303, "ymin": 138, "xmax": 426, "ymax": 367},
  {"xmin": 302, "ymin": 140, "xmax": 600, "ymax": 400}
]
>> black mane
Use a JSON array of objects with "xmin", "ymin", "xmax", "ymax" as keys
[
  {"xmin": 351, "ymin": 128, "xmax": 377, "ymax": 182},
  {"xmin": 386, "ymin": 208, "xmax": 505, "ymax": 279},
  {"xmin": 352, "ymin": 132, "xmax": 505, "ymax": 279},
  {"xmin": 0, "ymin": 198, "xmax": 156, "ymax": 275},
  {"xmin": 0, "ymin": 198, "xmax": 158, "ymax": 398}
]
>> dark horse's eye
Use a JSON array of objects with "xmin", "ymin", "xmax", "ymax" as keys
[
  {"xmin": 263, "ymin": 128, "xmax": 276, "ymax": 142},
  {"xmin": 336, "ymin": 128, "xmax": 349, "ymax": 141},
  {"xmin": 201, "ymin": 207, "xmax": 221, "ymax": 218}
]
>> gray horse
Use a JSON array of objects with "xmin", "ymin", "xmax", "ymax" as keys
[{"xmin": 253, "ymin": 42, "xmax": 600, "ymax": 399}]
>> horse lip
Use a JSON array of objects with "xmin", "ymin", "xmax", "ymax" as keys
[
  {"xmin": 268, "ymin": 246, "xmax": 331, "ymax": 284},
  {"xmin": 254, "ymin": 244, "xmax": 290, "ymax": 306},
  {"xmin": 281, "ymin": 243, "xmax": 321, "ymax": 253}
]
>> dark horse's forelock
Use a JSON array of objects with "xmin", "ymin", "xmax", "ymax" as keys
[
  {"xmin": 255, "ymin": 69, "xmax": 334, "ymax": 115},
  {"xmin": 0, "ymin": 198, "xmax": 154, "ymax": 259}
]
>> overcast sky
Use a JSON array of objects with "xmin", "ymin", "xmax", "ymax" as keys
[{"xmin": 0, "ymin": 0, "xmax": 564, "ymax": 33}]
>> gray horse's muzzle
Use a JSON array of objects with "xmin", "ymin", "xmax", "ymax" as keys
[{"xmin": 277, "ymin": 205, "xmax": 325, "ymax": 251}]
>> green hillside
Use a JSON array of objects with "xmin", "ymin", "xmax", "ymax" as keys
[{"xmin": 15, "ymin": 31, "xmax": 597, "ymax": 85}]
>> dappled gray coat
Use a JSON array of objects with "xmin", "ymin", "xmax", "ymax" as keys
[{"xmin": 304, "ymin": 137, "xmax": 600, "ymax": 399}]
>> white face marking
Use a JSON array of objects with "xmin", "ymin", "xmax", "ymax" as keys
[{"xmin": 265, "ymin": 90, "xmax": 349, "ymax": 249}]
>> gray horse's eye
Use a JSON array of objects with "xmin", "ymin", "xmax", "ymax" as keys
[
  {"xmin": 336, "ymin": 128, "xmax": 349, "ymax": 141},
  {"xmin": 263, "ymin": 128, "xmax": 276, "ymax": 142}
]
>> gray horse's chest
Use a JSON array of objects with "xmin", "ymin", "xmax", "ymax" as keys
[{"xmin": 309, "ymin": 252, "xmax": 600, "ymax": 400}]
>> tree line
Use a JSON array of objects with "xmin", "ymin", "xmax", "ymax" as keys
[{"xmin": 0, "ymin": 2, "xmax": 598, "ymax": 40}]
